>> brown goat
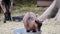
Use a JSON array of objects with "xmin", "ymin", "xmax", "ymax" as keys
[{"xmin": 23, "ymin": 12, "xmax": 42, "ymax": 32}]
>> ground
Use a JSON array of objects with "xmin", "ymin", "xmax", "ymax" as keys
[
  {"xmin": 0, "ymin": 21, "xmax": 24, "ymax": 34},
  {"xmin": 0, "ymin": 7, "xmax": 60, "ymax": 34},
  {"xmin": 41, "ymin": 19, "xmax": 60, "ymax": 34},
  {"xmin": 0, "ymin": 19, "xmax": 60, "ymax": 34}
]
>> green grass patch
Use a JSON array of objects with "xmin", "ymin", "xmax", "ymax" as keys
[{"xmin": 11, "ymin": 6, "xmax": 47, "ymax": 16}]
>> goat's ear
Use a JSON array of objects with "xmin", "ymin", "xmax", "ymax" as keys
[
  {"xmin": 35, "ymin": 20, "xmax": 42, "ymax": 26},
  {"xmin": 35, "ymin": 20, "xmax": 43, "ymax": 24},
  {"xmin": 35, "ymin": 20, "xmax": 39, "ymax": 24}
]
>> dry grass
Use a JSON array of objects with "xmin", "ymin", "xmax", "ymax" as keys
[
  {"xmin": 0, "ymin": 21, "xmax": 24, "ymax": 34},
  {"xmin": 41, "ymin": 19, "xmax": 60, "ymax": 34},
  {"xmin": 0, "ymin": 19, "xmax": 60, "ymax": 34},
  {"xmin": 0, "ymin": 7, "xmax": 60, "ymax": 34}
]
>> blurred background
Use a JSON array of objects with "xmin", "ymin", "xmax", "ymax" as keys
[
  {"xmin": 0, "ymin": 0, "xmax": 56, "ymax": 34},
  {"xmin": 0, "ymin": 0, "xmax": 54, "ymax": 17}
]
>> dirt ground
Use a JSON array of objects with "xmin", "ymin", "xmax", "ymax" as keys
[
  {"xmin": 0, "ymin": 19, "xmax": 60, "ymax": 34},
  {"xmin": 41, "ymin": 19, "xmax": 60, "ymax": 34},
  {"xmin": 0, "ymin": 21, "xmax": 24, "ymax": 34}
]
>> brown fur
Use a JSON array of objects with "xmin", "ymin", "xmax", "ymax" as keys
[{"xmin": 23, "ymin": 12, "xmax": 38, "ymax": 32}]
